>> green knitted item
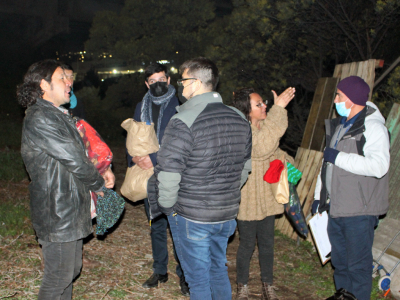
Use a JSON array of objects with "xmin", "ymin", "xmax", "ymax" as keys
[
  {"xmin": 287, "ymin": 162, "xmax": 302, "ymax": 185},
  {"xmin": 96, "ymin": 187, "xmax": 125, "ymax": 235}
]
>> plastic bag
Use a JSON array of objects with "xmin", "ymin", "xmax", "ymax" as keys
[
  {"xmin": 120, "ymin": 119, "xmax": 159, "ymax": 201},
  {"xmin": 75, "ymin": 119, "xmax": 113, "ymax": 175},
  {"xmin": 284, "ymin": 182, "xmax": 308, "ymax": 238}
]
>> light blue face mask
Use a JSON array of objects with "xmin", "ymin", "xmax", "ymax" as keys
[
  {"xmin": 335, "ymin": 100, "xmax": 352, "ymax": 117},
  {"xmin": 69, "ymin": 91, "xmax": 77, "ymax": 109}
]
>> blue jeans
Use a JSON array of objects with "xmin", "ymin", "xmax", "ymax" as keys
[
  {"xmin": 168, "ymin": 214, "xmax": 236, "ymax": 300},
  {"xmin": 38, "ymin": 239, "xmax": 83, "ymax": 300},
  {"xmin": 327, "ymin": 215, "xmax": 378, "ymax": 300},
  {"xmin": 144, "ymin": 198, "xmax": 183, "ymax": 278}
]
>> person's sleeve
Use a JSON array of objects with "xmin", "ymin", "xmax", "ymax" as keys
[
  {"xmin": 126, "ymin": 102, "xmax": 142, "ymax": 167},
  {"xmin": 25, "ymin": 111, "xmax": 104, "ymax": 191},
  {"xmin": 252, "ymin": 105, "xmax": 288, "ymax": 159},
  {"xmin": 155, "ymin": 118, "xmax": 193, "ymax": 210},
  {"xmin": 240, "ymin": 124, "xmax": 253, "ymax": 188},
  {"xmin": 335, "ymin": 121, "xmax": 390, "ymax": 178}
]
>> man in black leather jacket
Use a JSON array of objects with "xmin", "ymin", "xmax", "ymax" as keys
[{"xmin": 17, "ymin": 59, "xmax": 115, "ymax": 300}]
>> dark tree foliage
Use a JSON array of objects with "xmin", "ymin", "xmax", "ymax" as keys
[{"xmin": 85, "ymin": 0, "xmax": 216, "ymax": 66}]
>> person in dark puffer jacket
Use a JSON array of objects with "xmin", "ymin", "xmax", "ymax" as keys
[{"xmin": 148, "ymin": 57, "xmax": 252, "ymax": 300}]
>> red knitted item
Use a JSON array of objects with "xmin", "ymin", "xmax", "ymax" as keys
[{"xmin": 264, "ymin": 159, "xmax": 284, "ymax": 183}]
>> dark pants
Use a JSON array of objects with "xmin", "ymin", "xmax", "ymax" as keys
[
  {"xmin": 236, "ymin": 215, "xmax": 275, "ymax": 284},
  {"xmin": 144, "ymin": 198, "xmax": 183, "ymax": 278},
  {"xmin": 38, "ymin": 239, "xmax": 83, "ymax": 300},
  {"xmin": 327, "ymin": 215, "xmax": 378, "ymax": 300}
]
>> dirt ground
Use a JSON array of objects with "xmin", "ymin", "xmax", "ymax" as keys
[{"xmin": 0, "ymin": 147, "xmax": 393, "ymax": 299}]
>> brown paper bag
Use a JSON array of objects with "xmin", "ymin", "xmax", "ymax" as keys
[
  {"xmin": 120, "ymin": 165, "xmax": 154, "ymax": 202},
  {"xmin": 121, "ymin": 119, "xmax": 159, "ymax": 157},
  {"xmin": 270, "ymin": 159, "xmax": 289, "ymax": 204},
  {"xmin": 120, "ymin": 119, "xmax": 160, "ymax": 201}
]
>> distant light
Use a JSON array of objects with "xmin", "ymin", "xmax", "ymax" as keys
[
  {"xmin": 171, "ymin": 67, "xmax": 175, "ymax": 71},
  {"xmin": 157, "ymin": 60, "xmax": 170, "ymax": 64},
  {"xmin": 139, "ymin": 68, "xmax": 144, "ymax": 73},
  {"xmin": 101, "ymin": 79, "xmax": 104, "ymax": 81},
  {"xmin": 84, "ymin": 51, "xmax": 86, "ymax": 54},
  {"xmin": 176, "ymin": 51, "xmax": 179, "ymax": 54},
  {"xmin": 113, "ymin": 69, "xmax": 117, "ymax": 74},
  {"xmin": 57, "ymin": 58, "xmax": 59, "ymax": 60},
  {"xmin": 109, "ymin": 55, "xmax": 112, "ymax": 57},
  {"xmin": 80, "ymin": 51, "xmax": 82, "ymax": 54}
]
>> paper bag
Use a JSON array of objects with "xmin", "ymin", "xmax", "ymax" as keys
[
  {"xmin": 270, "ymin": 159, "xmax": 289, "ymax": 204},
  {"xmin": 121, "ymin": 165, "xmax": 154, "ymax": 202},
  {"xmin": 120, "ymin": 118, "xmax": 160, "ymax": 201},
  {"xmin": 121, "ymin": 119, "xmax": 159, "ymax": 157}
]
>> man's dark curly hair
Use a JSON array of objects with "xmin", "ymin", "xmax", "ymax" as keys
[
  {"xmin": 17, "ymin": 59, "xmax": 63, "ymax": 108},
  {"xmin": 232, "ymin": 87, "xmax": 255, "ymax": 122}
]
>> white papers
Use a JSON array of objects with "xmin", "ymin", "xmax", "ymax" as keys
[{"xmin": 309, "ymin": 211, "xmax": 331, "ymax": 264}]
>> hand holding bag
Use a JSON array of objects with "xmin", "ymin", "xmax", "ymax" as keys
[{"xmin": 120, "ymin": 119, "xmax": 159, "ymax": 202}]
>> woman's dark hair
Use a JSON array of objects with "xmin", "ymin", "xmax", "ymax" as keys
[
  {"xmin": 17, "ymin": 59, "xmax": 63, "ymax": 108},
  {"xmin": 144, "ymin": 63, "xmax": 169, "ymax": 82},
  {"xmin": 232, "ymin": 87, "xmax": 255, "ymax": 121}
]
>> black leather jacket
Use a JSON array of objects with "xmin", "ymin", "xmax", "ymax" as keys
[{"xmin": 21, "ymin": 99, "xmax": 104, "ymax": 242}]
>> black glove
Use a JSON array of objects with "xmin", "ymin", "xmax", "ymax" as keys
[
  {"xmin": 311, "ymin": 200, "xmax": 320, "ymax": 215},
  {"xmin": 323, "ymin": 147, "xmax": 339, "ymax": 164}
]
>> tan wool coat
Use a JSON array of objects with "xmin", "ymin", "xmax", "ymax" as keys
[{"xmin": 237, "ymin": 105, "xmax": 294, "ymax": 221}]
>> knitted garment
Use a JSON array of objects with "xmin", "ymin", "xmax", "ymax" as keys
[
  {"xmin": 140, "ymin": 85, "xmax": 176, "ymax": 141},
  {"xmin": 238, "ymin": 105, "xmax": 294, "ymax": 221},
  {"xmin": 264, "ymin": 159, "xmax": 284, "ymax": 183},
  {"xmin": 287, "ymin": 162, "xmax": 302, "ymax": 185},
  {"xmin": 96, "ymin": 188, "xmax": 125, "ymax": 235}
]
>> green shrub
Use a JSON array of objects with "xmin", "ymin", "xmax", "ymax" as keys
[
  {"xmin": 0, "ymin": 151, "xmax": 28, "ymax": 182},
  {"xmin": 0, "ymin": 199, "xmax": 33, "ymax": 237}
]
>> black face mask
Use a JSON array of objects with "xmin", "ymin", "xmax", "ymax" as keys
[
  {"xmin": 149, "ymin": 81, "xmax": 169, "ymax": 97},
  {"xmin": 178, "ymin": 85, "xmax": 188, "ymax": 103}
]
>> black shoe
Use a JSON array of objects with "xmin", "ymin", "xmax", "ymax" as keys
[
  {"xmin": 179, "ymin": 276, "xmax": 190, "ymax": 297},
  {"xmin": 326, "ymin": 288, "xmax": 357, "ymax": 300},
  {"xmin": 142, "ymin": 273, "xmax": 168, "ymax": 288}
]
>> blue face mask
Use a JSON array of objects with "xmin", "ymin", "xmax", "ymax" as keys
[
  {"xmin": 335, "ymin": 101, "xmax": 352, "ymax": 117},
  {"xmin": 69, "ymin": 91, "xmax": 77, "ymax": 109}
]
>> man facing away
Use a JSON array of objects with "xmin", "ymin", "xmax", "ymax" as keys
[
  {"xmin": 150, "ymin": 57, "xmax": 252, "ymax": 300},
  {"xmin": 312, "ymin": 76, "xmax": 390, "ymax": 300},
  {"xmin": 125, "ymin": 63, "xmax": 189, "ymax": 296},
  {"xmin": 17, "ymin": 59, "xmax": 115, "ymax": 299}
]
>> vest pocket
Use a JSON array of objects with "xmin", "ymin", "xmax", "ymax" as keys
[{"xmin": 358, "ymin": 183, "xmax": 367, "ymax": 208}]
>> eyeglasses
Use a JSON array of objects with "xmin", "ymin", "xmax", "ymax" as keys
[
  {"xmin": 255, "ymin": 100, "xmax": 268, "ymax": 108},
  {"xmin": 177, "ymin": 78, "xmax": 198, "ymax": 86}
]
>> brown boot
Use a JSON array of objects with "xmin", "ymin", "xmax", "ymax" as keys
[
  {"xmin": 236, "ymin": 283, "xmax": 249, "ymax": 300},
  {"xmin": 261, "ymin": 283, "xmax": 279, "ymax": 300}
]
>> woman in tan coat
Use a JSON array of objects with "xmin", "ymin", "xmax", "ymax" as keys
[{"xmin": 232, "ymin": 87, "xmax": 295, "ymax": 300}]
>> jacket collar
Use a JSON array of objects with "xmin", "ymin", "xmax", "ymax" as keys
[{"xmin": 176, "ymin": 92, "xmax": 223, "ymax": 113}]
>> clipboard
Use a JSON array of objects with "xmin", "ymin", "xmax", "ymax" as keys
[{"xmin": 309, "ymin": 211, "xmax": 331, "ymax": 265}]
